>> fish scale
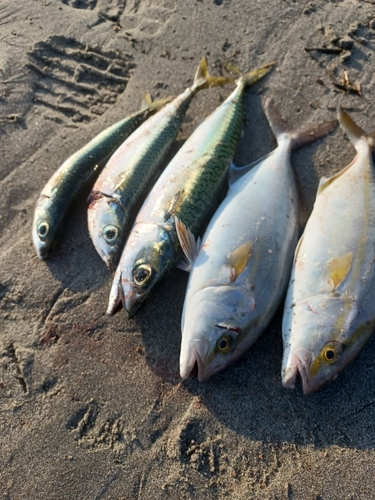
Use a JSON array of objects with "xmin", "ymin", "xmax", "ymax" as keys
[{"xmin": 106, "ymin": 64, "xmax": 274, "ymax": 317}]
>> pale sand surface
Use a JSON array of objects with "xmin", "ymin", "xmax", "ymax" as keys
[{"xmin": 1, "ymin": 1, "xmax": 375, "ymax": 498}]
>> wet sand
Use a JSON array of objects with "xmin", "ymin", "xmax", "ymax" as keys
[{"xmin": 1, "ymin": 1, "xmax": 375, "ymax": 498}]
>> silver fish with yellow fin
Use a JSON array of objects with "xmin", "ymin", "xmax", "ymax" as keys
[
  {"xmin": 177, "ymin": 99, "xmax": 336, "ymax": 381},
  {"xmin": 282, "ymin": 108, "xmax": 375, "ymax": 394},
  {"xmin": 87, "ymin": 58, "xmax": 231, "ymax": 267},
  {"xmin": 106, "ymin": 63, "xmax": 274, "ymax": 318}
]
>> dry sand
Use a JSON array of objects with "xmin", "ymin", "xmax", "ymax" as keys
[{"xmin": 1, "ymin": 0, "xmax": 375, "ymax": 498}]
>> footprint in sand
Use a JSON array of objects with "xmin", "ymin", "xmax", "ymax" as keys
[{"xmin": 27, "ymin": 36, "xmax": 134, "ymax": 124}]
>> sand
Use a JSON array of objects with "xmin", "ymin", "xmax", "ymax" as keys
[{"xmin": 1, "ymin": 0, "xmax": 375, "ymax": 498}]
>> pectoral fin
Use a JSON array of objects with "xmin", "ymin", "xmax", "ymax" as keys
[
  {"xmin": 175, "ymin": 217, "xmax": 201, "ymax": 272},
  {"xmin": 327, "ymin": 252, "xmax": 353, "ymax": 289},
  {"xmin": 227, "ymin": 241, "xmax": 253, "ymax": 281}
]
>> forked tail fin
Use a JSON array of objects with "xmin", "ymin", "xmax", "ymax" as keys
[
  {"xmin": 140, "ymin": 91, "xmax": 171, "ymax": 112},
  {"xmin": 192, "ymin": 57, "xmax": 233, "ymax": 91},
  {"xmin": 192, "ymin": 58, "xmax": 274, "ymax": 92},
  {"xmin": 264, "ymin": 98, "xmax": 337, "ymax": 149},
  {"xmin": 338, "ymin": 106, "xmax": 375, "ymax": 152}
]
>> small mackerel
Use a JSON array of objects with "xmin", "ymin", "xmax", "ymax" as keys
[{"xmin": 32, "ymin": 93, "xmax": 164, "ymax": 259}]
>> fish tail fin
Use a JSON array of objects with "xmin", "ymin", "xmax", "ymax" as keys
[
  {"xmin": 242, "ymin": 62, "xmax": 274, "ymax": 87},
  {"xmin": 223, "ymin": 59, "xmax": 274, "ymax": 87},
  {"xmin": 141, "ymin": 91, "xmax": 172, "ymax": 112},
  {"xmin": 265, "ymin": 98, "xmax": 337, "ymax": 149},
  {"xmin": 140, "ymin": 91, "xmax": 153, "ymax": 109},
  {"xmin": 192, "ymin": 57, "xmax": 233, "ymax": 91},
  {"xmin": 338, "ymin": 106, "xmax": 375, "ymax": 152}
]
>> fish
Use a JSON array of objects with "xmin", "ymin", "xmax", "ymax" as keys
[
  {"xmin": 106, "ymin": 63, "xmax": 274, "ymax": 318},
  {"xmin": 32, "ymin": 92, "xmax": 166, "ymax": 259},
  {"xmin": 282, "ymin": 108, "xmax": 375, "ymax": 394},
  {"xmin": 87, "ymin": 58, "xmax": 232, "ymax": 268},
  {"xmin": 177, "ymin": 99, "xmax": 337, "ymax": 381}
]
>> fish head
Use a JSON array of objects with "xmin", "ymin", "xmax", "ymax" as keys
[
  {"xmin": 180, "ymin": 285, "xmax": 256, "ymax": 381},
  {"xmin": 87, "ymin": 192, "xmax": 125, "ymax": 267},
  {"xmin": 32, "ymin": 197, "xmax": 57, "ymax": 259},
  {"xmin": 117, "ymin": 223, "xmax": 175, "ymax": 317},
  {"xmin": 282, "ymin": 295, "xmax": 370, "ymax": 394}
]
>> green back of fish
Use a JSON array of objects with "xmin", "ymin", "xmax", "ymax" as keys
[
  {"xmin": 170, "ymin": 85, "xmax": 245, "ymax": 246},
  {"xmin": 42, "ymin": 106, "xmax": 158, "ymax": 224},
  {"xmin": 110, "ymin": 89, "xmax": 196, "ymax": 208},
  {"xmin": 50, "ymin": 108, "xmax": 157, "ymax": 205}
]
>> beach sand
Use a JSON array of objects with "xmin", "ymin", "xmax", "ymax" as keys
[{"xmin": 1, "ymin": 0, "xmax": 375, "ymax": 498}]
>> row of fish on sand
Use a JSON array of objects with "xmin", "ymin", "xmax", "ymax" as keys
[{"xmin": 32, "ymin": 57, "xmax": 375, "ymax": 394}]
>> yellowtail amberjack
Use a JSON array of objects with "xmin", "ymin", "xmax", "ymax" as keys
[
  {"xmin": 177, "ymin": 99, "xmax": 336, "ymax": 381},
  {"xmin": 107, "ymin": 63, "xmax": 274, "ymax": 318},
  {"xmin": 282, "ymin": 108, "xmax": 375, "ymax": 394},
  {"xmin": 87, "ymin": 58, "xmax": 232, "ymax": 268}
]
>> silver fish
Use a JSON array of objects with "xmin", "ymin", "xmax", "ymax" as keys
[
  {"xmin": 106, "ymin": 64, "xmax": 274, "ymax": 317},
  {"xmin": 282, "ymin": 108, "xmax": 375, "ymax": 394},
  {"xmin": 178, "ymin": 99, "xmax": 336, "ymax": 381}
]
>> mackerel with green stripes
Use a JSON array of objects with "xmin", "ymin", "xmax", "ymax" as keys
[
  {"xmin": 282, "ymin": 108, "xmax": 375, "ymax": 394},
  {"xmin": 87, "ymin": 58, "xmax": 231, "ymax": 267},
  {"xmin": 32, "ymin": 93, "xmax": 166, "ymax": 260},
  {"xmin": 107, "ymin": 63, "xmax": 273, "ymax": 317}
]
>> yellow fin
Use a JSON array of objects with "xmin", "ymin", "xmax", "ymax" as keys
[
  {"xmin": 227, "ymin": 241, "xmax": 253, "ymax": 282},
  {"xmin": 141, "ymin": 91, "xmax": 152, "ymax": 109},
  {"xmin": 327, "ymin": 252, "xmax": 353, "ymax": 289}
]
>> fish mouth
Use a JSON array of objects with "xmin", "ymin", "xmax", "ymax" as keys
[
  {"xmin": 180, "ymin": 339, "xmax": 210, "ymax": 381},
  {"xmin": 282, "ymin": 348, "xmax": 314, "ymax": 395},
  {"xmin": 124, "ymin": 286, "xmax": 149, "ymax": 319}
]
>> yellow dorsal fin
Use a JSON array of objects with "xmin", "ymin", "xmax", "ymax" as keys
[
  {"xmin": 317, "ymin": 155, "xmax": 357, "ymax": 196},
  {"xmin": 327, "ymin": 252, "xmax": 353, "ymax": 289},
  {"xmin": 227, "ymin": 241, "xmax": 253, "ymax": 282}
]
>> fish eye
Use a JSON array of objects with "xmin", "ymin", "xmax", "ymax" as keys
[
  {"xmin": 134, "ymin": 265, "xmax": 152, "ymax": 286},
  {"xmin": 321, "ymin": 341, "xmax": 343, "ymax": 364},
  {"xmin": 37, "ymin": 221, "xmax": 49, "ymax": 239},
  {"xmin": 217, "ymin": 335, "xmax": 232, "ymax": 353},
  {"xmin": 103, "ymin": 225, "xmax": 118, "ymax": 244}
]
